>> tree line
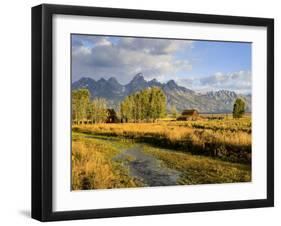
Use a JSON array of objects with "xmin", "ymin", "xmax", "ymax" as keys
[
  {"xmin": 72, "ymin": 89, "xmax": 109, "ymax": 124},
  {"xmin": 72, "ymin": 86, "xmax": 167, "ymax": 124},
  {"xmin": 72, "ymin": 87, "xmax": 245, "ymax": 124}
]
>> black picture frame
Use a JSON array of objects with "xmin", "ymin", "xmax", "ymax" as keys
[{"xmin": 32, "ymin": 3, "xmax": 274, "ymax": 222}]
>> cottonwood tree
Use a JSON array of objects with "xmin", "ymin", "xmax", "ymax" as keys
[
  {"xmin": 72, "ymin": 87, "xmax": 167, "ymax": 124},
  {"xmin": 72, "ymin": 89, "xmax": 109, "ymax": 124},
  {"xmin": 170, "ymin": 105, "xmax": 178, "ymax": 118},
  {"xmin": 90, "ymin": 98, "xmax": 108, "ymax": 123},
  {"xmin": 233, "ymin": 98, "xmax": 246, "ymax": 118},
  {"xmin": 120, "ymin": 87, "xmax": 166, "ymax": 122},
  {"xmin": 72, "ymin": 89, "xmax": 90, "ymax": 124}
]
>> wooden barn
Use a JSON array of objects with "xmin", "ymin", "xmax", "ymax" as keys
[{"xmin": 177, "ymin": 109, "xmax": 199, "ymax": 121}]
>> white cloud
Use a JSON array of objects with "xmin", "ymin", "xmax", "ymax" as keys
[
  {"xmin": 94, "ymin": 37, "xmax": 112, "ymax": 47},
  {"xmin": 118, "ymin": 38, "xmax": 193, "ymax": 55},
  {"xmin": 178, "ymin": 70, "xmax": 251, "ymax": 94},
  {"xmin": 72, "ymin": 36, "xmax": 193, "ymax": 83},
  {"xmin": 71, "ymin": 35, "xmax": 251, "ymax": 94},
  {"xmin": 72, "ymin": 46, "xmax": 91, "ymax": 56}
]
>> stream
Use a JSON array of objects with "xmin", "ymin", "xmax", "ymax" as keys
[
  {"xmin": 85, "ymin": 135, "xmax": 181, "ymax": 186},
  {"xmin": 114, "ymin": 144, "xmax": 181, "ymax": 186}
]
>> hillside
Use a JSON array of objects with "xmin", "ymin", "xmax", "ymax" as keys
[{"xmin": 72, "ymin": 73, "xmax": 251, "ymax": 113}]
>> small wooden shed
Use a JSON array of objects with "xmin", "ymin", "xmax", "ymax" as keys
[{"xmin": 177, "ymin": 109, "xmax": 199, "ymax": 121}]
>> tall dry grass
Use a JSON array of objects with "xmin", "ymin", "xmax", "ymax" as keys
[
  {"xmin": 73, "ymin": 118, "xmax": 251, "ymax": 163},
  {"xmin": 73, "ymin": 121, "xmax": 251, "ymax": 143},
  {"xmin": 143, "ymin": 145, "xmax": 251, "ymax": 184},
  {"xmin": 72, "ymin": 136, "xmax": 139, "ymax": 190}
]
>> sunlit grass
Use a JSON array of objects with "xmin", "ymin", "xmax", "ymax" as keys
[
  {"xmin": 143, "ymin": 145, "xmax": 251, "ymax": 184},
  {"xmin": 72, "ymin": 118, "xmax": 252, "ymax": 189},
  {"xmin": 73, "ymin": 117, "xmax": 251, "ymax": 163},
  {"xmin": 72, "ymin": 134, "xmax": 141, "ymax": 190},
  {"xmin": 72, "ymin": 132, "xmax": 251, "ymax": 189}
]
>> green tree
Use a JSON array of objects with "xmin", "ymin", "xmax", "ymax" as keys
[
  {"xmin": 233, "ymin": 98, "xmax": 246, "ymax": 118},
  {"xmin": 90, "ymin": 98, "xmax": 108, "ymax": 123},
  {"xmin": 170, "ymin": 105, "xmax": 178, "ymax": 118},
  {"xmin": 120, "ymin": 87, "xmax": 166, "ymax": 122},
  {"xmin": 149, "ymin": 87, "xmax": 166, "ymax": 121},
  {"xmin": 120, "ymin": 96, "xmax": 133, "ymax": 122},
  {"xmin": 72, "ymin": 89, "xmax": 90, "ymax": 124}
]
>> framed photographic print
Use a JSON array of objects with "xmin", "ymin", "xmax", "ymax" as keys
[{"xmin": 32, "ymin": 4, "xmax": 274, "ymax": 221}]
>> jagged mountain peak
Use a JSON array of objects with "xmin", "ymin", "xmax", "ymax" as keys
[
  {"xmin": 131, "ymin": 73, "xmax": 145, "ymax": 83},
  {"xmin": 72, "ymin": 77, "xmax": 95, "ymax": 89},
  {"xmin": 207, "ymin": 90, "xmax": 237, "ymax": 98},
  {"xmin": 97, "ymin": 78, "xmax": 107, "ymax": 83},
  {"xmin": 74, "ymin": 77, "xmax": 95, "ymax": 84},
  {"xmin": 166, "ymin": 80, "xmax": 178, "ymax": 88},
  {"xmin": 108, "ymin": 77, "xmax": 118, "ymax": 82},
  {"xmin": 72, "ymin": 74, "xmax": 251, "ymax": 113},
  {"xmin": 78, "ymin": 77, "xmax": 95, "ymax": 83},
  {"xmin": 107, "ymin": 77, "xmax": 120, "ymax": 86},
  {"xmin": 148, "ymin": 78, "xmax": 161, "ymax": 87}
]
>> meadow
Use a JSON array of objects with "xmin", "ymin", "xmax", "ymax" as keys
[
  {"xmin": 73, "ymin": 116, "xmax": 251, "ymax": 163},
  {"xmin": 72, "ymin": 116, "xmax": 252, "ymax": 190},
  {"xmin": 72, "ymin": 133, "xmax": 143, "ymax": 190}
]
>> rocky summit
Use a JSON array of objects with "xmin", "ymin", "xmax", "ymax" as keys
[{"xmin": 72, "ymin": 73, "xmax": 251, "ymax": 113}]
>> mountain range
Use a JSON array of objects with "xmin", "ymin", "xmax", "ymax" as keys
[{"xmin": 72, "ymin": 73, "xmax": 251, "ymax": 113}]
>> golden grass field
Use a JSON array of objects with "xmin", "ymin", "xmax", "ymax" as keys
[
  {"xmin": 72, "ymin": 116, "xmax": 252, "ymax": 190},
  {"xmin": 72, "ymin": 133, "xmax": 142, "ymax": 190}
]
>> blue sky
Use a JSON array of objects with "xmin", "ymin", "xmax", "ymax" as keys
[{"xmin": 72, "ymin": 34, "xmax": 252, "ymax": 94}]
